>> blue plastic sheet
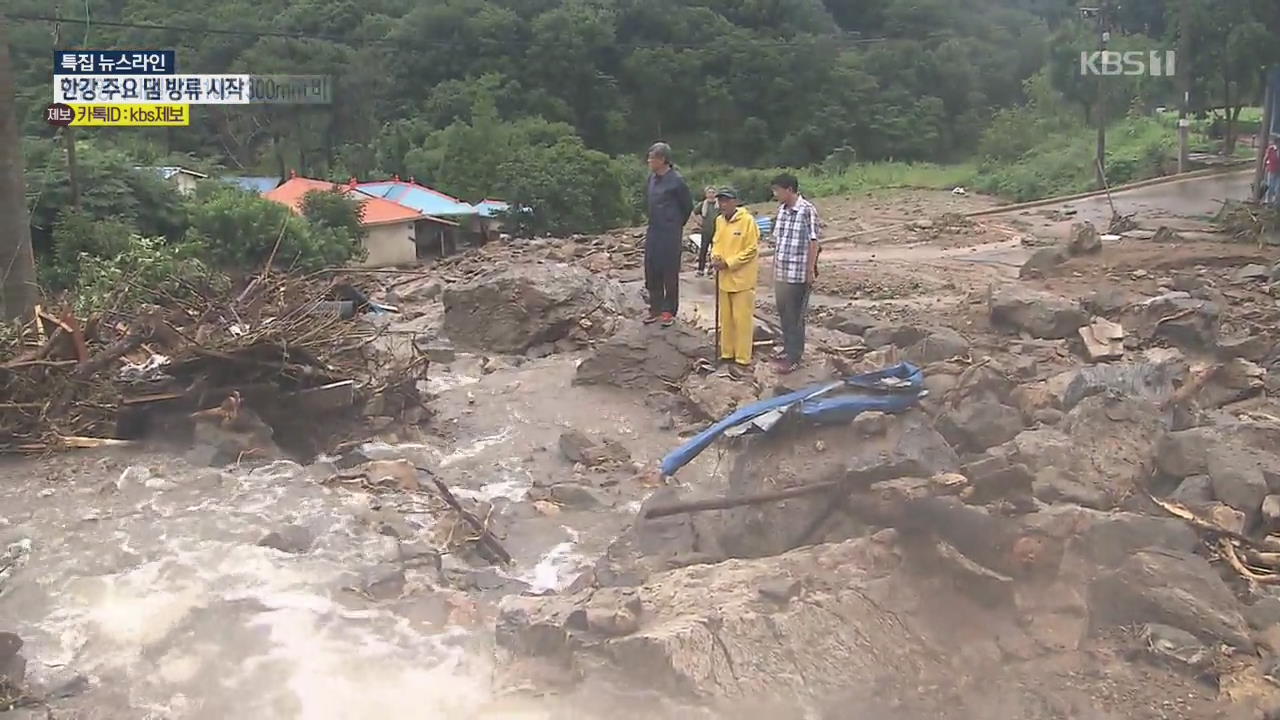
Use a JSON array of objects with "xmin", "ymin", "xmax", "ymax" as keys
[{"xmin": 659, "ymin": 362, "xmax": 924, "ymax": 477}]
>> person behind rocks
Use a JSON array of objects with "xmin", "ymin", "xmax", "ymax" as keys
[
  {"xmin": 1265, "ymin": 135, "xmax": 1279, "ymax": 207},
  {"xmin": 694, "ymin": 186, "xmax": 720, "ymax": 277},
  {"xmin": 769, "ymin": 173, "xmax": 820, "ymax": 375},
  {"xmin": 709, "ymin": 187, "xmax": 760, "ymax": 374},
  {"xmin": 643, "ymin": 142, "xmax": 694, "ymax": 327}
]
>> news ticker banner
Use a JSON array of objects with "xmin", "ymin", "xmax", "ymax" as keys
[
  {"xmin": 55, "ymin": 50, "xmax": 177, "ymax": 74},
  {"xmin": 54, "ymin": 74, "xmax": 332, "ymax": 105},
  {"xmin": 48, "ymin": 51, "xmax": 332, "ymax": 125}
]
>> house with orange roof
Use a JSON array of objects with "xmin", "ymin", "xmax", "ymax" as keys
[{"xmin": 264, "ymin": 172, "xmax": 459, "ymax": 267}]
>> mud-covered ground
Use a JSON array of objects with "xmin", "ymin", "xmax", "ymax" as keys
[{"xmin": 3, "ymin": 174, "xmax": 1280, "ymax": 719}]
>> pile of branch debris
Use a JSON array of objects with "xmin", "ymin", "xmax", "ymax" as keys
[
  {"xmin": 1216, "ymin": 200, "xmax": 1280, "ymax": 246},
  {"xmin": 0, "ymin": 273, "xmax": 427, "ymax": 458}
]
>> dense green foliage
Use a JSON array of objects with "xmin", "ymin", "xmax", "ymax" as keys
[
  {"xmin": 185, "ymin": 186, "xmax": 362, "ymax": 271},
  {"xmin": 72, "ymin": 236, "xmax": 225, "ymax": 314},
  {"xmin": 10, "ymin": 0, "xmax": 1069, "ymax": 177},
  {"xmin": 7, "ymin": 0, "xmax": 1280, "ymax": 286},
  {"xmin": 27, "ymin": 141, "xmax": 365, "ymax": 294}
]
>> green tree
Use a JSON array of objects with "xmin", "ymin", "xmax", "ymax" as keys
[
  {"xmin": 496, "ymin": 137, "xmax": 631, "ymax": 235},
  {"xmin": 301, "ymin": 189, "xmax": 366, "ymax": 241},
  {"xmin": 186, "ymin": 186, "xmax": 359, "ymax": 271}
]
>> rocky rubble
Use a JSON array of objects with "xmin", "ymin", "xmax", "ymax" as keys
[{"xmin": 490, "ymin": 249, "xmax": 1280, "ymax": 715}]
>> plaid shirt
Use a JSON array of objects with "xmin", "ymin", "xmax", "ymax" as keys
[{"xmin": 772, "ymin": 195, "xmax": 819, "ymax": 284}]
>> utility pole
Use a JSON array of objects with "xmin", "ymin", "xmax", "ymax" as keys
[
  {"xmin": 1176, "ymin": 0, "xmax": 1191, "ymax": 173},
  {"xmin": 0, "ymin": 15, "xmax": 39, "ymax": 321},
  {"xmin": 1094, "ymin": 1, "xmax": 1110, "ymax": 189}
]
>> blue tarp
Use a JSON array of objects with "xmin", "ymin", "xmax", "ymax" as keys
[
  {"xmin": 659, "ymin": 362, "xmax": 925, "ymax": 477},
  {"xmin": 757, "ymin": 215, "xmax": 772, "ymax": 237}
]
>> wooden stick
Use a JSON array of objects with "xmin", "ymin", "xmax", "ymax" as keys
[
  {"xmin": 419, "ymin": 468, "xmax": 513, "ymax": 565},
  {"xmin": 644, "ymin": 480, "xmax": 843, "ymax": 519},
  {"xmin": 73, "ymin": 322, "xmax": 152, "ymax": 380},
  {"xmin": 1220, "ymin": 538, "xmax": 1280, "ymax": 585}
]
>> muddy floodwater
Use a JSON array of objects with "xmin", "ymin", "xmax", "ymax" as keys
[{"xmin": 0, "ymin": 356, "xmax": 717, "ymax": 719}]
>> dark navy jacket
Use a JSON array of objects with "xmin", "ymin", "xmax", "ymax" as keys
[{"xmin": 645, "ymin": 167, "xmax": 694, "ymax": 261}]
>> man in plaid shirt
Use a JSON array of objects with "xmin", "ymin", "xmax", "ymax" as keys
[{"xmin": 769, "ymin": 173, "xmax": 820, "ymax": 374}]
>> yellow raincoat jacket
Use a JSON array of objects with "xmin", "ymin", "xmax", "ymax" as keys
[{"xmin": 710, "ymin": 208, "xmax": 760, "ymax": 292}]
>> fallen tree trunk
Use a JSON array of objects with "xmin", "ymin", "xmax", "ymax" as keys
[
  {"xmin": 644, "ymin": 480, "xmax": 844, "ymax": 519},
  {"xmin": 644, "ymin": 465, "xmax": 912, "ymax": 520}
]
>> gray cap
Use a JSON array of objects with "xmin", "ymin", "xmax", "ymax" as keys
[{"xmin": 714, "ymin": 186, "xmax": 738, "ymax": 199}]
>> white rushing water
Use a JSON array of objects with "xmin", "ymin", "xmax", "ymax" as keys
[{"xmin": 0, "ymin": 455, "xmax": 570, "ymax": 719}]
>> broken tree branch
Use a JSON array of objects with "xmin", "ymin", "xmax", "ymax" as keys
[{"xmin": 418, "ymin": 468, "xmax": 513, "ymax": 565}]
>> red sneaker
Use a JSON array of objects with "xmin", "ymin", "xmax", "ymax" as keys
[
  {"xmin": 642, "ymin": 313, "xmax": 660, "ymax": 324},
  {"xmin": 660, "ymin": 312, "xmax": 675, "ymax": 327}
]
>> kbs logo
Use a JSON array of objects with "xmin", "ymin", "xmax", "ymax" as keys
[{"xmin": 1080, "ymin": 50, "xmax": 1176, "ymax": 76}]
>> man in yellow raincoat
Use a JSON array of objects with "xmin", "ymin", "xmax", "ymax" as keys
[{"xmin": 709, "ymin": 187, "xmax": 760, "ymax": 372}]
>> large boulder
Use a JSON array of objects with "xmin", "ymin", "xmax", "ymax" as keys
[
  {"xmin": 1207, "ymin": 446, "xmax": 1270, "ymax": 528},
  {"xmin": 1088, "ymin": 550, "xmax": 1252, "ymax": 649},
  {"xmin": 1124, "ymin": 292, "xmax": 1221, "ymax": 350},
  {"xmin": 902, "ymin": 327, "xmax": 971, "ymax": 365},
  {"xmin": 823, "ymin": 308, "xmax": 878, "ymax": 336},
  {"xmin": 1156, "ymin": 423, "xmax": 1280, "ymax": 483},
  {"xmin": 713, "ymin": 411, "xmax": 959, "ymax": 559},
  {"xmin": 497, "ymin": 539, "xmax": 947, "ymax": 707},
  {"xmin": 0, "ymin": 632, "xmax": 24, "ymax": 692},
  {"xmin": 997, "ymin": 395, "xmax": 1165, "ymax": 510},
  {"xmin": 989, "ymin": 286, "xmax": 1089, "ymax": 340},
  {"xmin": 1019, "ymin": 247, "xmax": 1068, "ymax": 279},
  {"xmin": 443, "ymin": 263, "xmax": 638, "ymax": 353},
  {"xmin": 936, "ymin": 397, "xmax": 1024, "ymax": 453},
  {"xmin": 1060, "ymin": 349, "xmax": 1188, "ymax": 411},
  {"xmin": 1067, "ymin": 221, "xmax": 1102, "ymax": 255},
  {"xmin": 575, "ymin": 321, "xmax": 708, "ymax": 390},
  {"xmin": 594, "ymin": 411, "xmax": 959, "ymax": 584}
]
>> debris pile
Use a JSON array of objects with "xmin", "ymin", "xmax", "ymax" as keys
[
  {"xmin": 1216, "ymin": 201, "xmax": 1280, "ymax": 246},
  {"xmin": 0, "ymin": 274, "xmax": 427, "ymax": 457}
]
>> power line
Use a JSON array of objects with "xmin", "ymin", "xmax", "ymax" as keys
[{"xmin": 7, "ymin": 13, "xmax": 902, "ymax": 51}]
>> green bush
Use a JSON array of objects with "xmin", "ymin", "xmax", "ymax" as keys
[
  {"xmin": 23, "ymin": 139, "xmax": 188, "ymax": 251},
  {"xmin": 73, "ymin": 236, "xmax": 227, "ymax": 315},
  {"xmin": 301, "ymin": 189, "xmax": 367, "ymax": 241},
  {"xmin": 971, "ymin": 117, "xmax": 1173, "ymax": 201},
  {"xmin": 497, "ymin": 137, "xmax": 631, "ymax": 236},
  {"xmin": 43, "ymin": 210, "xmax": 139, "ymax": 291},
  {"xmin": 185, "ymin": 186, "xmax": 361, "ymax": 271}
]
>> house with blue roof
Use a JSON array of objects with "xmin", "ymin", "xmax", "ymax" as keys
[
  {"xmin": 473, "ymin": 199, "xmax": 515, "ymax": 241},
  {"xmin": 355, "ymin": 177, "xmax": 477, "ymax": 219}
]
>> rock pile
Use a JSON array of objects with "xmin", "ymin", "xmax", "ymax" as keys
[{"xmin": 492, "ymin": 260, "xmax": 1280, "ymax": 715}]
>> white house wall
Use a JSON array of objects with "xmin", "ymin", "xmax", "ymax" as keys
[{"xmin": 361, "ymin": 222, "xmax": 418, "ymax": 267}]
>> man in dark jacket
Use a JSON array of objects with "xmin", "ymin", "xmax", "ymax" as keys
[{"xmin": 643, "ymin": 142, "xmax": 694, "ymax": 327}]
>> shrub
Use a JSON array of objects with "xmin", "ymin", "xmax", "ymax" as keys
[
  {"xmin": 496, "ymin": 137, "xmax": 630, "ymax": 236},
  {"xmin": 73, "ymin": 236, "xmax": 227, "ymax": 314},
  {"xmin": 301, "ymin": 189, "xmax": 367, "ymax": 241},
  {"xmin": 43, "ymin": 210, "xmax": 138, "ymax": 291},
  {"xmin": 185, "ymin": 186, "xmax": 361, "ymax": 271}
]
